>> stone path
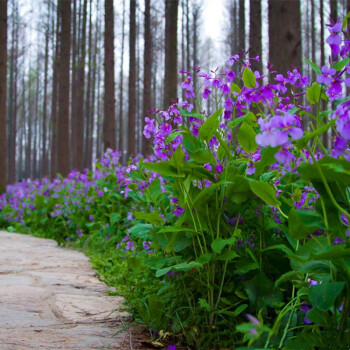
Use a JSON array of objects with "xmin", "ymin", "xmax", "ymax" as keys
[{"xmin": 0, "ymin": 231, "xmax": 138, "ymax": 349}]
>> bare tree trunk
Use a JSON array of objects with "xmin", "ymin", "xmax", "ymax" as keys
[
  {"xmin": 42, "ymin": 0, "xmax": 51, "ymax": 177},
  {"xmin": 268, "ymin": 0, "xmax": 301, "ymax": 75},
  {"xmin": 127, "ymin": 0, "xmax": 136, "ymax": 158},
  {"xmin": 118, "ymin": 0, "xmax": 125, "ymax": 157},
  {"xmin": 163, "ymin": 0, "xmax": 178, "ymax": 108},
  {"xmin": 186, "ymin": 0, "xmax": 190, "ymax": 71},
  {"xmin": 57, "ymin": 0, "xmax": 71, "ymax": 177},
  {"xmin": 192, "ymin": 2, "xmax": 200, "ymax": 91},
  {"xmin": 84, "ymin": 0, "xmax": 93, "ymax": 168},
  {"xmin": 26, "ymin": 74, "xmax": 32, "ymax": 179},
  {"xmin": 50, "ymin": 0, "xmax": 61, "ymax": 178},
  {"xmin": 104, "ymin": 0, "xmax": 116, "ymax": 151},
  {"xmin": 74, "ymin": 0, "xmax": 87, "ymax": 170},
  {"xmin": 71, "ymin": 0, "xmax": 78, "ymax": 169},
  {"xmin": 249, "ymin": 0, "xmax": 262, "ymax": 72},
  {"xmin": 0, "ymin": 0, "xmax": 7, "ymax": 191},
  {"xmin": 330, "ymin": 0, "xmax": 337, "ymax": 21},
  {"xmin": 310, "ymin": 0, "xmax": 316, "ymax": 79},
  {"xmin": 7, "ymin": 0, "xmax": 16, "ymax": 184},
  {"xmin": 142, "ymin": 0, "xmax": 152, "ymax": 156},
  {"xmin": 238, "ymin": 0, "xmax": 245, "ymax": 50}
]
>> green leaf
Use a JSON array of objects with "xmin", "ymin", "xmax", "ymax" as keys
[
  {"xmin": 110, "ymin": 212, "xmax": 121, "ymax": 225},
  {"xmin": 211, "ymin": 236, "xmax": 235, "ymax": 254},
  {"xmin": 166, "ymin": 130, "xmax": 182, "ymax": 144},
  {"xmin": 309, "ymin": 282, "xmax": 345, "ymax": 310},
  {"xmin": 173, "ymin": 261, "xmax": 203, "ymax": 271},
  {"xmin": 187, "ymin": 149, "xmax": 215, "ymax": 164},
  {"xmin": 334, "ymin": 57, "xmax": 350, "ymax": 71},
  {"xmin": 182, "ymin": 132, "xmax": 201, "ymax": 153},
  {"xmin": 306, "ymin": 308, "xmax": 330, "ymax": 326},
  {"xmin": 233, "ymin": 304, "xmax": 248, "ymax": 316},
  {"xmin": 169, "ymin": 145, "xmax": 185, "ymax": 169},
  {"xmin": 250, "ymin": 181, "xmax": 281, "ymax": 207},
  {"xmin": 242, "ymin": 67, "xmax": 256, "ymax": 88},
  {"xmin": 134, "ymin": 211, "xmax": 165, "ymax": 226},
  {"xmin": 288, "ymin": 209, "xmax": 324, "ymax": 240},
  {"xmin": 217, "ymin": 250, "xmax": 239, "ymax": 261},
  {"xmin": 254, "ymin": 147, "xmax": 279, "ymax": 177},
  {"xmin": 304, "ymin": 58, "xmax": 321, "ymax": 75},
  {"xmin": 275, "ymin": 271, "xmax": 299, "ymax": 287},
  {"xmin": 231, "ymin": 82, "xmax": 241, "ymax": 94},
  {"xmin": 237, "ymin": 122, "xmax": 258, "ymax": 153},
  {"xmin": 143, "ymin": 162, "xmax": 184, "ymax": 177},
  {"xmin": 199, "ymin": 108, "xmax": 223, "ymax": 142},
  {"xmin": 196, "ymin": 253, "xmax": 213, "ymax": 265},
  {"xmin": 155, "ymin": 266, "xmax": 172, "ymax": 277},
  {"xmin": 199, "ymin": 298, "xmax": 211, "ymax": 312},
  {"xmin": 306, "ymin": 82, "xmax": 321, "ymax": 104}
]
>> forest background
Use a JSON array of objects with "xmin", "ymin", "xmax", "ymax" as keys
[{"xmin": 0, "ymin": 0, "xmax": 346, "ymax": 189}]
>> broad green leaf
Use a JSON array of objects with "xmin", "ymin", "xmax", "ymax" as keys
[
  {"xmin": 156, "ymin": 266, "xmax": 172, "ymax": 277},
  {"xmin": 306, "ymin": 82, "xmax": 321, "ymax": 104},
  {"xmin": 334, "ymin": 57, "xmax": 350, "ymax": 71},
  {"xmin": 199, "ymin": 108, "xmax": 223, "ymax": 142},
  {"xmin": 233, "ymin": 304, "xmax": 248, "ymax": 316},
  {"xmin": 231, "ymin": 82, "xmax": 241, "ymax": 94},
  {"xmin": 182, "ymin": 132, "xmax": 201, "ymax": 153},
  {"xmin": 217, "ymin": 250, "xmax": 239, "ymax": 261},
  {"xmin": 275, "ymin": 271, "xmax": 299, "ymax": 287},
  {"xmin": 149, "ymin": 177, "xmax": 162, "ymax": 201},
  {"xmin": 196, "ymin": 253, "xmax": 213, "ymax": 265},
  {"xmin": 143, "ymin": 162, "xmax": 184, "ymax": 177},
  {"xmin": 250, "ymin": 181, "xmax": 280, "ymax": 207},
  {"xmin": 173, "ymin": 261, "xmax": 203, "ymax": 271},
  {"xmin": 188, "ymin": 149, "xmax": 216, "ymax": 164},
  {"xmin": 169, "ymin": 145, "xmax": 185, "ymax": 169},
  {"xmin": 254, "ymin": 147, "xmax": 279, "ymax": 177},
  {"xmin": 179, "ymin": 108, "xmax": 204, "ymax": 119},
  {"xmin": 199, "ymin": 298, "xmax": 211, "ymax": 311},
  {"xmin": 237, "ymin": 122, "xmax": 258, "ymax": 153},
  {"xmin": 242, "ymin": 67, "xmax": 256, "ymax": 88},
  {"xmin": 166, "ymin": 130, "xmax": 182, "ymax": 144},
  {"xmin": 309, "ymin": 282, "xmax": 345, "ymax": 310},
  {"xmin": 211, "ymin": 236, "xmax": 235, "ymax": 254},
  {"xmin": 304, "ymin": 58, "xmax": 321, "ymax": 75},
  {"xmin": 134, "ymin": 211, "xmax": 165, "ymax": 226},
  {"xmin": 306, "ymin": 308, "xmax": 331, "ymax": 326},
  {"xmin": 110, "ymin": 212, "xmax": 121, "ymax": 225},
  {"xmin": 288, "ymin": 209, "xmax": 324, "ymax": 240}
]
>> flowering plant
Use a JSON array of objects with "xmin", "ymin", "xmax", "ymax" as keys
[{"xmin": 1, "ymin": 17, "xmax": 350, "ymax": 349}]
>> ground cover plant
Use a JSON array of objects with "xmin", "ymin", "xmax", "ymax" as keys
[{"xmin": 1, "ymin": 17, "xmax": 350, "ymax": 350}]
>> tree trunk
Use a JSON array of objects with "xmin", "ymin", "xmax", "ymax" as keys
[
  {"xmin": 249, "ymin": 0, "xmax": 262, "ymax": 73},
  {"xmin": 103, "ymin": 0, "xmax": 116, "ymax": 151},
  {"xmin": 42, "ymin": 0, "xmax": 51, "ymax": 177},
  {"xmin": 74, "ymin": 0, "xmax": 87, "ymax": 170},
  {"xmin": 330, "ymin": 0, "xmax": 337, "ymax": 21},
  {"xmin": 186, "ymin": 0, "xmax": 190, "ymax": 71},
  {"xmin": 0, "ymin": 0, "xmax": 7, "ymax": 191},
  {"xmin": 163, "ymin": 0, "xmax": 178, "ymax": 108},
  {"xmin": 238, "ymin": 0, "xmax": 245, "ymax": 51},
  {"xmin": 57, "ymin": 0, "xmax": 71, "ymax": 177},
  {"xmin": 118, "ymin": 0, "xmax": 125, "ymax": 157},
  {"xmin": 268, "ymin": 0, "xmax": 301, "ymax": 76},
  {"xmin": 142, "ymin": 0, "xmax": 152, "ymax": 156},
  {"xmin": 127, "ymin": 0, "xmax": 136, "ymax": 158},
  {"xmin": 50, "ymin": 0, "xmax": 61, "ymax": 178}
]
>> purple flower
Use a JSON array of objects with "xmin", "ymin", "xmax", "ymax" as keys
[
  {"xmin": 334, "ymin": 237, "xmax": 346, "ymax": 245},
  {"xmin": 125, "ymin": 240, "xmax": 135, "ymax": 251},
  {"xmin": 168, "ymin": 345, "xmax": 176, "ymax": 350},
  {"xmin": 215, "ymin": 164, "xmax": 223, "ymax": 173},
  {"xmin": 172, "ymin": 205, "xmax": 185, "ymax": 217},
  {"xmin": 181, "ymin": 76, "xmax": 194, "ymax": 91},
  {"xmin": 332, "ymin": 101, "xmax": 350, "ymax": 140},
  {"xmin": 143, "ymin": 117, "xmax": 156, "ymax": 138},
  {"xmin": 246, "ymin": 314, "xmax": 260, "ymax": 325},
  {"xmin": 203, "ymin": 88, "xmax": 212, "ymax": 99},
  {"xmin": 317, "ymin": 66, "xmax": 336, "ymax": 85},
  {"xmin": 326, "ymin": 21, "xmax": 342, "ymax": 56},
  {"xmin": 331, "ymin": 136, "xmax": 347, "ymax": 157},
  {"xmin": 307, "ymin": 278, "xmax": 318, "ymax": 286},
  {"xmin": 204, "ymin": 163, "xmax": 212, "ymax": 171}
]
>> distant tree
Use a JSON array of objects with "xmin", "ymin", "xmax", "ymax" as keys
[
  {"xmin": 0, "ymin": 0, "xmax": 7, "ymax": 191},
  {"xmin": 57, "ymin": 0, "xmax": 71, "ymax": 177},
  {"xmin": 268, "ymin": 0, "xmax": 301, "ymax": 76},
  {"xmin": 163, "ymin": 0, "xmax": 179, "ymax": 108},
  {"xmin": 103, "ymin": 0, "xmax": 116, "ymax": 151},
  {"xmin": 238, "ymin": 0, "xmax": 245, "ymax": 50},
  {"xmin": 142, "ymin": 0, "xmax": 153, "ymax": 156},
  {"xmin": 330, "ymin": 0, "xmax": 337, "ymax": 21},
  {"xmin": 127, "ymin": 0, "xmax": 136, "ymax": 158},
  {"xmin": 50, "ymin": 0, "xmax": 61, "ymax": 177},
  {"xmin": 249, "ymin": 0, "xmax": 262, "ymax": 72},
  {"xmin": 118, "ymin": 0, "xmax": 126, "ymax": 156}
]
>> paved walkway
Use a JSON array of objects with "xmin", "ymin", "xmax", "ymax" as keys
[{"xmin": 0, "ymin": 231, "xmax": 136, "ymax": 349}]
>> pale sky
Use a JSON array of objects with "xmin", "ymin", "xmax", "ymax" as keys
[{"xmin": 202, "ymin": 0, "xmax": 226, "ymax": 42}]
